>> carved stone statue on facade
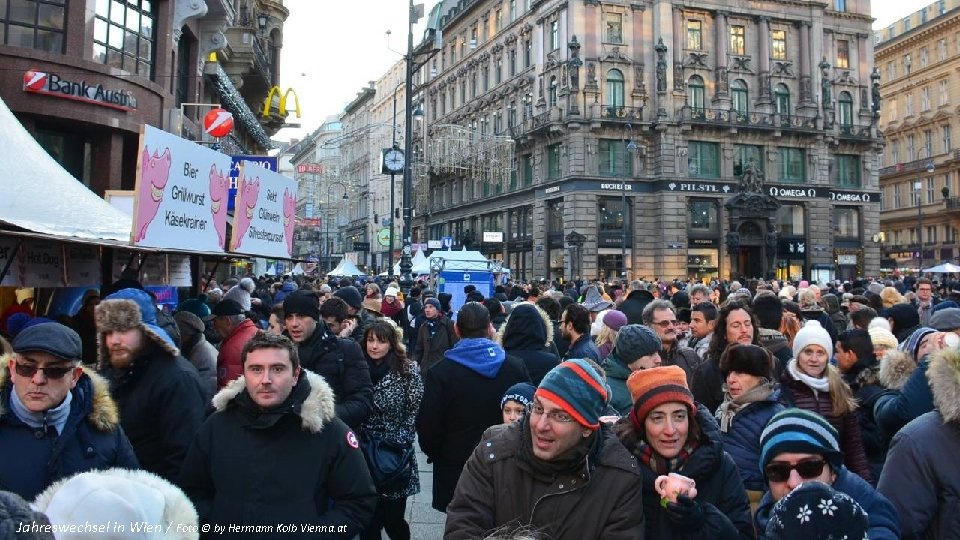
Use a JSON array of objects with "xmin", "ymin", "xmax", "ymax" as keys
[
  {"xmin": 726, "ymin": 231, "xmax": 740, "ymax": 254},
  {"xmin": 872, "ymin": 80, "xmax": 881, "ymax": 115},
  {"xmin": 819, "ymin": 59, "xmax": 832, "ymax": 106},
  {"xmin": 765, "ymin": 223, "xmax": 778, "ymax": 259},
  {"xmin": 738, "ymin": 159, "xmax": 764, "ymax": 194},
  {"xmin": 655, "ymin": 38, "xmax": 668, "ymax": 92}
]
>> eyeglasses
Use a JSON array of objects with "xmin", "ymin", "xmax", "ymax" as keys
[
  {"xmin": 14, "ymin": 362, "xmax": 75, "ymax": 380},
  {"xmin": 652, "ymin": 319, "xmax": 677, "ymax": 328},
  {"xmin": 764, "ymin": 457, "xmax": 827, "ymax": 482},
  {"xmin": 527, "ymin": 402, "xmax": 575, "ymax": 423}
]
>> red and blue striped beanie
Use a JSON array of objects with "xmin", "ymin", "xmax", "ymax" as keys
[{"xmin": 535, "ymin": 358, "xmax": 609, "ymax": 429}]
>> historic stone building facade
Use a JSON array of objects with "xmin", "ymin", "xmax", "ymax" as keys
[
  {"xmin": 876, "ymin": 0, "xmax": 960, "ymax": 273},
  {"xmin": 409, "ymin": 0, "xmax": 882, "ymax": 282}
]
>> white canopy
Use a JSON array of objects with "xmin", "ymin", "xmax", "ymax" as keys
[
  {"xmin": 392, "ymin": 250, "xmax": 431, "ymax": 275},
  {"xmin": 428, "ymin": 250, "xmax": 494, "ymax": 272},
  {"xmin": 923, "ymin": 263, "xmax": 960, "ymax": 273},
  {"xmin": 328, "ymin": 258, "xmax": 364, "ymax": 277},
  {"xmin": 0, "ymin": 95, "xmax": 132, "ymax": 243}
]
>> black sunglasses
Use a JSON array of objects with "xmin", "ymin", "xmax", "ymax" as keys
[
  {"xmin": 764, "ymin": 457, "xmax": 827, "ymax": 482},
  {"xmin": 14, "ymin": 362, "xmax": 75, "ymax": 380}
]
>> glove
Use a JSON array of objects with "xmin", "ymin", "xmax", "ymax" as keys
[{"xmin": 664, "ymin": 494, "xmax": 706, "ymax": 533}]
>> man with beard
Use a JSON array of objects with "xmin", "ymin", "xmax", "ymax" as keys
[
  {"xmin": 689, "ymin": 301, "xmax": 761, "ymax": 413},
  {"xmin": 443, "ymin": 359, "xmax": 643, "ymax": 539},
  {"xmin": 641, "ymin": 300, "xmax": 701, "ymax": 383},
  {"xmin": 96, "ymin": 288, "xmax": 206, "ymax": 483},
  {"xmin": 560, "ymin": 304, "xmax": 601, "ymax": 362}
]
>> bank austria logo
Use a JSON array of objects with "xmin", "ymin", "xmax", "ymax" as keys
[{"xmin": 22, "ymin": 68, "xmax": 138, "ymax": 111}]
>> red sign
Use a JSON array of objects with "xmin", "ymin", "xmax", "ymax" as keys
[
  {"xmin": 203, "ymin": 108, "xmax": 234, "ymax": 138},
  {"xmin": 296, "ymin": 163, "xmax": 324, "ymax": 174},
  {"xmin": 22, "ymin": 69, "xmax": 138, "ymax": 111}
]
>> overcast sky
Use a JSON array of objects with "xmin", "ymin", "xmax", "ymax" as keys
[{"xmin": 273, "ymin": 2, "xmax": 928, "ymax": 143}]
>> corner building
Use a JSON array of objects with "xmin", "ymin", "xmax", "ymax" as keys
[{"xmin": 411, "ymin": 0, "xmax": 882, "ymax": 281}]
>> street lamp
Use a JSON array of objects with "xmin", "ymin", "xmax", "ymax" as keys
[
  {"xmin": 622, "ymin": 124, "xmax": 637, "ymax": 281},
  {"xmin": 916, "ymin": 153, "xmax": 935, "ymax": 274},
  {"xmin": 323, "ymin": 181, "xmax": 349, "ymax": 274}
]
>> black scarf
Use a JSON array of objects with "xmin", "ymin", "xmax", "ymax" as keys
[
  {"xmin": 235, "ymin": 373, "xmax": 311, "ymax": 430},
  {"xmin": 518, "ymin": 415, "xmax": 600, "ymax": 480},
  {"xmin": 367, "ymin": 352, "xmax": 394, "ymax": 386}
]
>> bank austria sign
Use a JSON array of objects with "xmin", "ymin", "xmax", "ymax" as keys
[{"xmin": 23, "ymin": 69, "xmax": 138, "ymax": 111}]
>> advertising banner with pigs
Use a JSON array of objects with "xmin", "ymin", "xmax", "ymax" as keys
[
  {"xmin": 132, "ymin": 125, "xmax": 231, "ymax": 252},
  {"xmin": 229, "ymin": 161, "xmax": 298, "ymax": 259}
]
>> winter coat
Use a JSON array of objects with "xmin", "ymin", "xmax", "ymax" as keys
[
  {"xmin": 101, "ymin": 342, "xmax": 207, "ymax": 484},
  {"xmin": 413, "ymin": 315, "xmax": 458, "ymax": 372},
  {"xmin": 617, "ymin": 404, "xmax": 754, "ymax": 540},
  {"xmin": 181, "ymin": 334, "xmax": 218, "ymax": 403},
  {"xmin": 563, "ymin": 334, "xmax": 601, "ymax": 363},
  {"xmin": 878, "ymin": 347, "xmax": 960, "ymax": 539},
  {"xmin": 178, "ymin": 370, "xmax": 377, "ymax": 539},
  {"xmin": 415, "ymin": 338, "xmax": 530, "ymax": 512},
  {"xmin": 216, "ymin": 318, "xmax": 259, "ymax": 388},
  {"xmin": 601, "ymin": 352, "xmax": 634, "ymax": 415},
  {"xmin": 662, "ymin": 345, "xmax": 703, "ymax": 385},
  {"xmin": 778, "ymin": 368, "xmax": 874, "ymax": 483},
  {"xmin": 756, "ymin": 465, "xmax": 901, "ymax": 540},
  {"xmin": 272, "ymin": 281, "xmax": 298, "ymax": 304},
  {"xmin": 873, "ymin": 350, "xmax": 935, "ymax": 441},
  {"xmin": 620, "ymin": 290, "xmax": 654, "ymax": 325},
  {"xmin": 0, "ymin": 365, "xmax": 139, "ymax": 500},
  {"xmin": 361, "ymin": 362, "xmax": 424, "ymax": 500},
  {"xmin": 842, "ymin": 358, "xmax": 887, "ymax": 482},
  {"xmin": 757, "ymin": 329, "xmax": 792, "ymax": 380},
  {"xmin": 718, "ymin": 387, "xmax": 786, "ymax": 492},
  {"xmin": 497, "ymin": 303, "xmax": 559, "ymax": 385},
  {"xmin": 443, "ymin": 420, "xmax": 644, "ymax": 540}
]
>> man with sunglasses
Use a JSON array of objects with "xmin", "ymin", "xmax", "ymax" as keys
[
  {"xmin": 444, "ymin": 359, "xmax": 643, "ymax": 539},
  {"xmin": 641, "ymin": 300, "xmax": 702, "ymax": 384},
  {"xmin": 754, "ymin": 408, "xmax": 901, "ymax": 539},
  {"xmin": 0, "ymin": 322, "xmax": 138, "ymax": 500}
]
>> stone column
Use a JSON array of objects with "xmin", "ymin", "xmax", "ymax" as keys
[
  {"xmin": 757, "ymin": 16, "xmax": 772, "ymax": 104},
  {"xmin": 673, "ymin": 7, "xmax": 685, "ymax": 92},
  {"xmin": 631, "ymin": 4, "xmax": 648, "ymax": 107},
  {"xmin": 799, "ymin": 22, "xmax": 815, "ymax": 108},
  {"xmin": 714, "ymin": 10, "xmax": 729, "ymax": 101},
  {"xmin": 857, "ymin": 33, "xmax": 871, "ymax": 113}
]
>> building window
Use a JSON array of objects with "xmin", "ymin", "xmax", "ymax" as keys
[
  {"xmin": 522, "ymin": 154, "xmax": 533, "ymax": 186},
  {"xmin": 482, "ymin": 65, "xmax": 489, "ymax": 92},
  {"xmin": 509, "ymin": 49, "xmax": 517, "ymax": 76},
  {"xmin": 834, "ymin": 0, "xmax": 846, "ymax": 10},
  {"xmin": 836, "ymin": 39, "xmax": 849, "ymax": 69},
  {"xmin": 910, "ymin": 181, "xmax": 921, "ymax": 206},
  {"xmin": 598, "ymin": 197, "xmax": 629, "ymax": 232},
  {"xmin": 928, "ymin": 176, "xmax": 936, "ymax": 204},
  {"xmin": 548, "ymin": 76, "xmax": 558, "ymax": 106},
  {"xmin": 940, "ymin": 79, "xmax": 949, "ymax": 106},
  {"xmin": 905, "ymin": 53, "xmax": 912, "ymax": 75},
  {"xmin": 93, "ymin": 0, "xmax": 156, "ymax": 76},
  {"xmin": 891, "ymin": 139, "xmax": 900, "ymax": 164},
  {"xmin": 734, "ymin": 145, "xmax": 763, "ymax": 177},
  {"xmin": 688, "ymin": 200, "xmax": 718, "ymax": 232},
  {"xmin": 834, "ymin": 154, "xmax": 860, "ymax": 188},
  {"xmin": 2, "ymin": 0, "xmax": 66, "ymax": 52},
  {"xmin": 920, "ymin": 46, "xmax": 929, "ymax": 68},
  {"xmin": 509, "ymin": 0, "xmax": 516, "ymax": 22},
  {"xmin": 550, "ymin": 20, "xmax": 559, "ymax": 50},
  {"xmin": 778, "ymin": 147, "xmax": 805, "ymax": 183},
  {"xmin": 835, "ymin": 207, "xmax": 859, "ymax": 238},
  {"xmin": 921, "ymin": 87, "xmax": 930, "ymax": 111},
  {"xmin": 894, "ymin": 184, "xmax": 902, "ymax": 208},
  {"xmin": 730, "ymin": 25, "xmax": 745, "ymax": 55},
  {"xmin": 598, "ymin": 139, "xmax": 633, "ymax": 177},
  {"xmin": 943, "ymin": 125, "xmax": 952, "ymax": 153},
  {"xmin": 907, "ymin": 133, "xmax": 916, "ymax": 161},
  {"xmin": 731, "ymin": 79, "xmax": 748, "ymax": 115},
  {"xmin": 774, "ymin": 84, "xmax": 791, "ymax": 115},
  {"xmin": 688, "ymin": 141, "xmax": 720, "ymax": 178},
  {"xmin": 508, "ymin": 100, "xmax": 517, "ymax": 127},
  {"xmin": 772, "ymin": 30, "xmax": 787, "ymax": 60},
  {"xmin": 606, "ymin": 12, "xmax": 623, "ymax": 44},
  {"xmin": 778, "ymin": 204, "xmax": 805, "ymax": 235},
  {"xmin": 524, "ymin": 39, "xmax": 531, "ymax": 67},
  {"xmin": 924, "ymin": 129, "xmax": 933, "ymax": 156},
  {"xmin": 939, "ymin": 38, "xmax": 948, "ymax": 61},
  {"xmin": 547, "ymin": 143, "xmax": 562, "ymax": 179},
  {"xmin": 688, "ymin": 75, "xmax": 705, "ymax": 111},
  {"xmin": 496, "ymin": 8, "xmax": 502, "ymax": 32},
  {"xmin": 687, "ymin": 20, "xmax": 702, "ymax": 50},
  {"xmin": 838, "ymin": 91, "xmax": 853, "ymax": 127},
  {"xmin": 496, "ymin": 57, "xmax": 503, "ymax": 84},
  {"xmin": 887, "ymin": 61, "xmax": 896, "ymax": 81},
  {"xmin": 606, "ymin": 69, "xmax": 625, "ymax": 107}
]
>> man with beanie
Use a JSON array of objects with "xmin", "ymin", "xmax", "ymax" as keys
[
  {"xmin": 95, "ymin": 288, "xmax": 205, "ymax": 484},
  {"xmin": 416, "ymin": 302, "xmax": 530, "ymax": 514},
  {"xmin": 868, "ymin": 326, "xmax": 898, "ymax": 361},
  {"xmin": 885, "ymin": 302, "xmax": 921, "ymax": 343},
  {"xmin": 640, "ymin": 300, "xmax": 702, "ymax": 383},
  {"xmin": 173, "ymin": 311, "xmax": 218, "ymax": 402},
  {"xmin": 750, "ymin": 292, "xmax": 794, "ymax": 371},
  {"xmin": 412, "ymin": 297, "xmax": 458, "ymax": 372},
  {"xmin": 208, "ymin": 298, "xmax": 260, "ymax": 390},
  {"xmin": 282, "ymin": 290, "xmax": 372, "ymax": 430},
  {"xmin": 601, "ymin": 324, "xmax": 663, "ymax": 414},
  {"xmin": 333, "ymin": 285, "xmax": 376, "ymax": 342},
  {"xmin": 754, "ymin": 408, "xmax": 901, "ymax": 539},
  {"xmin": 0, "ymin": 323, "xmax": 139, "ymax": 500},
  {"xmin": 764, "ymin": 482, "xmax": 869, "ymax": 540},
  {"xmin": 222, "ymin": 276, "xmax": 257, "ymax": 312},
  {"xmin": 444, "ymin": 359, "xmax": 644, "ymax": 539}
]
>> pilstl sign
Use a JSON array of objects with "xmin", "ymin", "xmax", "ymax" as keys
[
  {"xmin": 23, "ymin": 69, "xmax": 138, "ymax": 111},
  {"xmin": 262, "ymin": 87, "xmax": 301, "ymax": 118}
]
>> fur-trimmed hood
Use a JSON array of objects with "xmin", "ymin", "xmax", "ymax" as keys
[
  {"xmin": 0, "ymin": 357, "xmax": 120, "ymax": 432},
  {"xmin": 95, "ymin": 294, "xmax": 179, "ymax": 369},
  {"xmin": 927, "ymin": 348, "xmax": 960, "ymax": 423},
  {"xmin": 496, "ymin": 302, "xmax": 554, "ymax": 351},
  {"xmin": 879, "ymin": 349, "xmax": 916, "ymax": 390},
  {"xmin": 211, "ymin": 369, "xmax": 336, "ymax": 433},
  {"xmin": 32, "ymin": 468, "xmax": 199, "ymax": 540}
]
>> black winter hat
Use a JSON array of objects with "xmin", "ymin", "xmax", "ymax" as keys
[
  {"xmin": 764, "ymin": 481, "xmax": 868, "ymax": 540},
  {"xmin": 612, "ymin": 324, "xmax": 661, "ymax": 364},
  {"xmin": 283, "ymin": 290, "xmax": 321, "ymax": 320},
  {"xmin": 719, "ymin": 343, "xmax": 774, "ymax": 379},
  {"xmin": 884, "ymin": 303, "xmax": 920, "ymax": 332},
  {"xmin": 333, "ymin": 286, "xmax": 363, "ymax": 310},
  {"xmin": 751, "ymin": 293, "xmax": 784, "ymax": 330}
]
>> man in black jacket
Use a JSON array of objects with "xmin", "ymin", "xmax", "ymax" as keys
[
  {"xmin": 283, "ymin": 290, "xmax": 372, "ymax": 430},
  {"xmin": 619, "ymin": 280, "xmax": 655, "ymax": 325},
  {"xmin": 96, "ymin": 287, "xmax": 206, "ymax": 484},
  {"xmin": 179, "ymin": 332, "xmax": 377, "ymax": 537}
]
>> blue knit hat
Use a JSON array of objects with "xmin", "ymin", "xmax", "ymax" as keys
[
  {"xmin": 536, "ymin": 358, "xmax": 609, "ymax": 429},
  {"xmin": 899, "ymin": 326, "xmax": 936, "ymax": 362},
  {"xmin": 759, "ymin": 408, "xmax": 843, "ymax": 475},
  {"xmin": 501, "ymin": 382, "xmax": 537, "ymax": 409},
  {"xmin": 765, "ymin": 481, "xmax": 868, "ymax": 539}
]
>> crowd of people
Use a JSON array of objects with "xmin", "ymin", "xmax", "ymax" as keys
[{"xmin": 0, "ymin": 272, "xmax": 958, "ymax": 538}]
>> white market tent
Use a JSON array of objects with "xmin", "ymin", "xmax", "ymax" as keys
[
  {"xmin": 328, "ymin": 258, "xmax": 364, "ymax": 277},
  {"xmin": 392, "ymin": 250, "xmax": 431, "ymax": 275},
  {"xmin": 923, "ymin": 263, "xmax": 960, "ymax": 273},
  {"xmin": 0, "ymin": 95, "xmax": 132, "ymax": 244}
]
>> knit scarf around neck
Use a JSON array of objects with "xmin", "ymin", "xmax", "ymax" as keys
[
  {"xmin": 787, "ymin": 358, "xmax": 830, "ymax": 393},
  {"xmin": 9, "ymin": 384, "xmax": 73, "ymax": 434},
  {"xmin": 380, "ymin": 298, "xmax": 402, "ymax": 318},
  {"xmin": 636, "ymin": 433, "xmax": 700, "ymax": 475},
  {"xmin": 715, "ymin": 379, "xmax": 775, "ymax": 433}
]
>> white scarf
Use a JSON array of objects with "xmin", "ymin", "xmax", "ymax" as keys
[{"xmin": 787, "ymin": 358, "xmax": 830, "ymax": 393}]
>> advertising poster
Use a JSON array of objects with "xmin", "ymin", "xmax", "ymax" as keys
[
  {"xmin": 132, "ymin": 125, "xmax": 231, "ymax": 252},
  {"xmin": 168, "ymin": 254, "xmax": 192, "ymax": 287},
  {"xmin": 0, "ymin": 237, "xmax": 21, "ymax": 286},
  {"xmin": 65, "ymin": 244, "xmax": 101, "ymax": 287},
  {"xmin": 229, "ymin": 160, "xmax": 298, "ymax": 259},
  {"xmin": 20, "ymin": 240, "xmax": 65, "ymax": 287}
]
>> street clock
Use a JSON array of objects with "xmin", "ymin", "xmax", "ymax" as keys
[{"xmin": 382, "ymin": 148, "xmax": 405, "ymax": 174}]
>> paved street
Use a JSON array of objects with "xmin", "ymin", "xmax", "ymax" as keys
[{"xmin": 405, "ymin": 445, "xmax": 446, "ymax": 539}]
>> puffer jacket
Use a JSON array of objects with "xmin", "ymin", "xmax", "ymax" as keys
[
  {"xmin": 756, "ymin": 465, "xmax": 901, "ymax": 540},
  {"xmin": 0, "ymin": 364, "xmax": 139, "ymax": 500},
  {"xmin": 878, "ymin": 347, "xmax": 960, "ymax": 539},
  {"xmin": 497, "ymin": 303, "xmax": 559, "ymax": 385},
  {"xmin": 444, "ymin": 420, "xmax": 644, "ymax": 540},
  {"xmin": 873, "ymin": 350, "xmax": 934, "ymax": 441},
  {"xmin": 717, "ymin": 387, "xmax": 785, "ymax": 492},
  {"xmin": 216, "ymin": 318, "xmax": 259, "ymax": 388},
  {"xmin": 779, "ymin": 364, "xmax": 873, "ymax": 483},
  {"xmin": 601, "ymin": 352, "xmax": 634, "ymax": 415},
  {"xmin": 617, "ymin": 404, "xmax": 754, "ymax": 540}
]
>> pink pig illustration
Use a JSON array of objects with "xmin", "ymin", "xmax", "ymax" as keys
[
  {"xmin": 208, "ymin": 164, "xmax": 230, "ymax": 249},
  {"xmin": 283, "ymin": 188, "xmax": 297, "ymax": 255},
  {"xmin": 135, "ymin": 147, "xmax": 172, "ymax": 242},
  {"xmin": 231, "ymin": 175, "xmax": 260, "ymax": 250}
]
